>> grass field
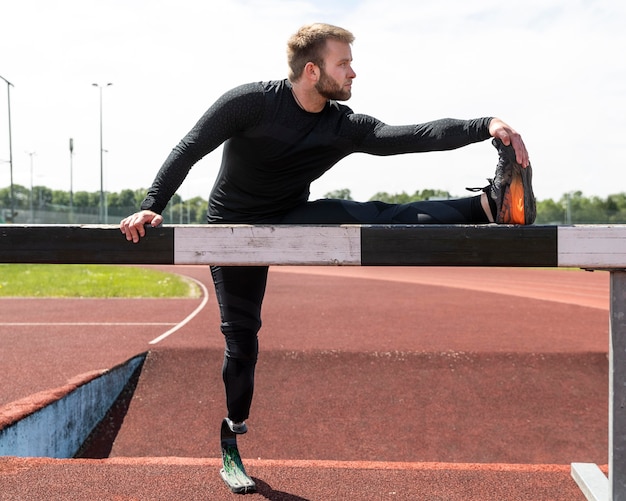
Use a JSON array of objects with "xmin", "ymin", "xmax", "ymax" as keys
[{"xmin": 0, "ymin": 264, "xmax": 201, "ymax": 298}]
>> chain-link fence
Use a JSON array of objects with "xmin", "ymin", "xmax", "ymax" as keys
[
  {"xmin": 3, "ymin": 194, "xmax": 626, "ymax": 225},
  {"xmin": 0, "ymin": 204, "xmax": 206, "ymax": 225}
]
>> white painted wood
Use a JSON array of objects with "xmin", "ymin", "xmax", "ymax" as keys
[
  {"xmin": 571, "ymin": 463, "xmax": 609, "ymax": 501},
  {"xmin": 173, "ymin": 225, "xmax": 362, "ymax": 265},
  {"xmin": 558, "ymin": 226, "xmax": 626, "ymax": 268}
]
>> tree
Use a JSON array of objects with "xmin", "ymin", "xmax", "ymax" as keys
[
  {"xmin": 535, "ymin": 199, "xmax": 564, "ymax": 224},
  {"xmin": 323, "ymin": 188, "xmax": 353, "ymax": 200},
  {"xmin": 117, "ymin": 189, "xmax": 141, "ymax": 208},
  {"xmin": 369, "ymin": 191, "xmax": 412, "ymax": 203},
  {"xmin": 369, "ymin": 189, "xmax": 451, "ymax": 204},
  {"xmin": 73, "ymin": 191, "xmax": 100, "ymax": 208},
  {"xmin": 51, "ymin": 189, "xmax": 70, "ymax": 206},
  {"xmin": 414, "ymin": 189, "xmax": 452, "ymax": 201}
]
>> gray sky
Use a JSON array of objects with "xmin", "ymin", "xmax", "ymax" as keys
[{"xmin": 1, "ymin": 0, "xmax": 624, "ymax": 204}]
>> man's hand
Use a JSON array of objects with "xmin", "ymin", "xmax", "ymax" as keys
[
  {"xmin": 120, "ymin": 210, "xmax": 163, "ymax": 243},
  {"xmin": 488, "ymin": 118, "xmax": 530, "ymax": 168}
]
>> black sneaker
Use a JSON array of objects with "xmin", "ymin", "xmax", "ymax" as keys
[{"xmin": 470, "ymin": 139, "xmax": 536, "ymax": 224}]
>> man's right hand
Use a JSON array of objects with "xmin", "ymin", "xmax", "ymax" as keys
[{"xmin": 120, "ymin": 210, "xmax": 163, "ymax": 243}]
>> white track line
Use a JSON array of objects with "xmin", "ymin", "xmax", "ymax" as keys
[
  {"xmin": 149, "ymin": 275, "xmax": 209, "ymax": 345},
  {"xmin": 0, "ymin": 322, "xmax": 175, "ymax": 326}
]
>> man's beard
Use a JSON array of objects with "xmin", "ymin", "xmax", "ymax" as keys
[{"xmin": 315, "ymin": 68, "xmax": 351, "ymax": 101}]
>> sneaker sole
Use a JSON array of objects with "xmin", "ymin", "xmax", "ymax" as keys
[{"xmin": 497, "ymin": 162, "xmax": 536, "ymax": 225}]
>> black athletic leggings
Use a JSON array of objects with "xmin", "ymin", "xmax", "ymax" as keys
[{"xmin": 211, "ymin": 196, "xmax": 488, "ymax": 422}]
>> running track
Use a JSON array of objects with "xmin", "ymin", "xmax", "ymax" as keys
[{"xmin": 0, "ymin": 266, "xmax": 610, "ymax": 500}]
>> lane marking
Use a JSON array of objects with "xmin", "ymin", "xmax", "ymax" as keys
[
  {"xmin": 149, "ymin": 275, "xmax": 209, "ymax": 345},
  {"xmin": 0, "ymin": 322, "xmax": 175, "ymax": 326}
]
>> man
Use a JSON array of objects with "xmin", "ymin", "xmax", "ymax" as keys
[{"xmin": 120, "ymin": 23, "xmax": 535, "ymax": 437}]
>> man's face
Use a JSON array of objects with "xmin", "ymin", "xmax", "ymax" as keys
[{"xmin": 315, "ymin": 40, "xmax": 356, "ymax": 101}]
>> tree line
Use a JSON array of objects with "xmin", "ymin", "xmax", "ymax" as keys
[
  {"xmin": 0, "ymin": 184, "xmax": 207, "ymax": 224},
  {"xmin": 2, "ymin": 184, "xmax": 626, "ymax": 225},
  {"xmin": 325, "ymin": 189, "xmax": 626, "ymax": 224}
]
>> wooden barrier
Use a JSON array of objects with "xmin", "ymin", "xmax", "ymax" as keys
[
  {"xmin": 1, "ymin": 223, "xmax": 626, "ymax": 500},
  {"xmin": 1, "ymin": 223, "xmax": 625, "ymax": 268}
]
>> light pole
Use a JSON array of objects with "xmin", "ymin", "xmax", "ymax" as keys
[
  {"xmin": 27, "ymin": 151, "xmax": 35, "ymax": 223},
  {"xmin": 0, "ymin": 74, "xmax": 15, "ymax": 222},
  {"xmin": 92, "ymin": 82, "xmax": 112, "ymax": 223},
  {"xmin": 69, "ymin": 138, "xmax": 74, "ymax": 213}
]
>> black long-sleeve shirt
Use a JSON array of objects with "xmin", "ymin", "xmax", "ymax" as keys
[{"xmin": 140, "ymin": 79, "xmax": 492, "ymax": 222}]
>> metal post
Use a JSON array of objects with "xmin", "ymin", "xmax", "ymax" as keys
[
  {"xmin": 92, "ymin": 83, "xmax": 112, "ymax": 224},
  {"xmin": 69, "ymin": 138, "xmax": 74, "ymax": 212},
  {"xmin": 610, "ymin": 270, "xmax": 626, "ymax": 500},
  {"xmin": 573, "ymin": 270, "xmax": 626, "ymax": 501},
  {"xmin": 28, "ymin": 151, "xmax": 35, "ymax": 223},
  {"xmin": 0, "ymin": 75, "xmax": 15, "ymax": 222}
]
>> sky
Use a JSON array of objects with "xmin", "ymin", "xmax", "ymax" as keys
[{"xmin": 0, "ymin": 0, "xmax": 624, "ymax": 205}]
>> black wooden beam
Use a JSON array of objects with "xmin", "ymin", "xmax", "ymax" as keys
[
  {"xmin": 360, "ymin": 225, "xmax": 558, "ymax": 267},
  {"xmin": 0, "ymin": 226, "xmax": 174, "ymax": 264}
]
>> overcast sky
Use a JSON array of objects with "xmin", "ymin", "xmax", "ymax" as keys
[{"xmin": 1, "ymin": 0, "xmax": 624, "ymax": 205}]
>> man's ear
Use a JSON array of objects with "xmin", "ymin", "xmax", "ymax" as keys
[{"xmin": 303, "ymin": 62, "xmax": 319, "ymax": 82}]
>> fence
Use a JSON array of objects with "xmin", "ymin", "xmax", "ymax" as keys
[{"xmin": 0, "ymin": 205, "xmax": 198, "ymax": 225}]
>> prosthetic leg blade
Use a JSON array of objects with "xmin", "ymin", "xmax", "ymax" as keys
[{"xmin": 220, "ymin": 418, "xmax": 256, "ymax": 494}]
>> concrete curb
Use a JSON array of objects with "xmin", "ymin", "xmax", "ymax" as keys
[{"xmin": 0, "ymin": 353, "xmax": 145, "ymax": 458}]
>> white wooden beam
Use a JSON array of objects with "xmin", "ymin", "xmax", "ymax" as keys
[
  {"xmin": 174, "ymin": 225, "xmax": 361, "ymax": 265},
  {"xmin": 558, "ymin": 226, "xmax": 626, "ymax": 269}
]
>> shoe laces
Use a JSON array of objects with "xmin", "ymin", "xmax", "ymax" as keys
[{"xmin": 466, "ymin": 180, "xmax": 493, "ymax": 194}]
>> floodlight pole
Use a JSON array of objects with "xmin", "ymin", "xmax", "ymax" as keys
[
  {"xmin": 0, "ymin": 74, "xmax": 15, "ymax": 222},
  {"xmin": 27, "ymin": 151, "xmax": 35, "ymax": 223},
  {"xmin": 69, "ymin": 138, "xmax": 74, "ymax": 211},
  {"xmin": 92, "ymin": 82, "xmax": 112, "ymax": 223}
]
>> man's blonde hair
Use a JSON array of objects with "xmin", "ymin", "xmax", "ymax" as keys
[{"xmin": 287, "ymin": 23, "xmax": 355, "ymax": 82}]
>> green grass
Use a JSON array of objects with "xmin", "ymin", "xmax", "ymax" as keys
[{"xmin": 0, "ymin": 264, "xmax": 201, "ymax": 298}]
